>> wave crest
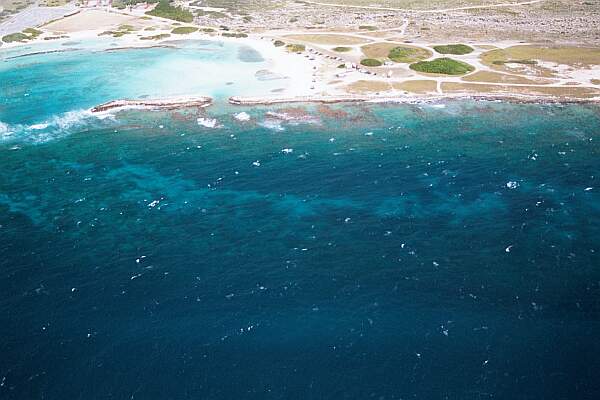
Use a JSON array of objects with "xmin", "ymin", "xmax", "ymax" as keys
[{"xmin": 1, "ymin": 109, "xmax": 111, "ymax": 144}]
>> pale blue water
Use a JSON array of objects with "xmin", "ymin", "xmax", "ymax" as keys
[{"xmin": 1, "ymin": 41, "xmax": 600, "ymax": 399}]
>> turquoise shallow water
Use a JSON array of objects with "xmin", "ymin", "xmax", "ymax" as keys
[{"xmin": 1, "ymin": 43, "xmax": 600, "ymax": 399}]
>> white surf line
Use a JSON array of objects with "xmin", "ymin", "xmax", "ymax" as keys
[{"xmin": 302, "ymin": 0, "xmax": 545, "ymax": 13}]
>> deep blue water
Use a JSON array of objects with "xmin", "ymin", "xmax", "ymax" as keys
[{"xmin": 1, "ymin": 42, "xmax": 600, "ymax": 400}]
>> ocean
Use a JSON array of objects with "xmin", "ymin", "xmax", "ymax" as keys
[{"xmin": 1, "ymin": 39, "xmax": 600, "ymax": 399}]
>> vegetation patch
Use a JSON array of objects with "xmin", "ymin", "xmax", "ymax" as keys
[
  {"xmin": 140, "ymin": 33, "xmax": 171, "ymax": 40},
  {"xmin": 492, "ymin": 59, "xmax": 537, "ymax": 65},
  {"xmin": 433, "ymin": 44, "xmax": 474, "ymax": 55},
  {"xmin": 286, "ymin": 43, "xmax": 305, "ymax": 52},
  {"xmin": 273, "ymin": 40, "xmax": 285, "ymax": 47},
  {"xmin": 172, "ymin": 26, "xmax": 198, "ymax": 34},
  {"xmin": 222, "ymin": 32, "xmax": 248, "ymax": 38},
  {"xmin": 2, "ymin": 32, "xmax": 29, "ymax": 43},
  {"xmin": 332, "ymin": 46, "xmax": 352, "ymax": 52},
  {"xmin": 146, "ymin": 0, "xmax": 194, "ymax": 23},
  {"xmin": 360, "ymin": 58, "xmax": 383, "ymax": 67},
  {"xmin": 410, "ymin": 58, "xmax": 475, "ymax": 75},
  {"xmin": 358, "ymin": 25, "xmax": 376, "ymax": 31},
  {"xmin": 388, "ymin": 46, "xmax": 430, "ymax": 63},
  {"xmin": 23, "ymin": 27, "xmax": 43, "ymax": 38},
  {"xmin": 118, "ymin": 24, "xmax": 136, "ymax": 32},
  {"xmin": 362, "ymin": 42, "xmax": 431, "ymax": 62}
]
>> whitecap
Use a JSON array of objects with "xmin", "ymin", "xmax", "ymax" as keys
[
  {"xmin": 259, "ymin": 119, "xmax": 285, "ymax": 132},
  {"xmin": 29, "ymin": 123, "xmax": 50, "ymax": 130},
  {"xmin": 0, "ymin": 121, "xmax": 12, "ymax": 138},
  {"xmin": 197, "ymin": 117, "xmax": 221, "ymax": 128},
  {"xmin": 506, "ymin": 181, "xmax": 519, "ymax": 189},
  {"xmin": 1, "ymin": 109, "xmax": 106, "ymax": 144},
  {"xmin": 234, "ymin": 112, "xmax": 251, "ymax": 122}
]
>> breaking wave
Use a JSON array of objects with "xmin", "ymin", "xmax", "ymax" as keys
[{"xmin": 0, "ymin": 109, "xmax": 113, "ymax": 145}]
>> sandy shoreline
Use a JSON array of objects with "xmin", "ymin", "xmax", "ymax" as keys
[{"xmin": 2, "ymin": 8, "xmax": 599, "ymax": 106}]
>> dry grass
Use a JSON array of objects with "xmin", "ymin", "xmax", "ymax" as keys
[
  {"xmin": 442, "ymin": 82, "xmax": 600, "ymax": 99},
  {"xmin": 462, "ymin": 71, "xmax": 553, "ymax": 85},
  {"xmin": 393, "ymin": 80, "xmax": 438, "ymax": 93},
  {"xmin": 361, "ymin": 42, "xmax": 431, "ymax": 61},
  {"xmin": 481, "ymin": 45, "xmax": 600, "ymax": 77},
  {"xmin": 283, "ymin": 34, "xmax": 370, "ymax": 45},
  {"xmin": 345, "ymin": 80, "xmax": 392, "ymax": 93}
]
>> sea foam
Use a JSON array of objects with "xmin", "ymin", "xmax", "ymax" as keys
[{"xmin": 0, "ymin": 109, "xmax": 106, "ymax": 144}]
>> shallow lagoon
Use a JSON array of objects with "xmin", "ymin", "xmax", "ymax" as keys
[{"xmin": 0, "ymin": 38, "xmax": 292, "ymax": 127}]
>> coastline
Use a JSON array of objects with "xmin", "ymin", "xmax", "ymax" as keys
[
  {"xmin": 2, "ymin": 7, "xmax": 600, "ymax": 109},
  {"xmin": 90, "ymin": 97, "xmax": 213, "ymax": 113},
  {"xmin": 228, "ymin": 93, "xmax": 600, "ymax": 106}
]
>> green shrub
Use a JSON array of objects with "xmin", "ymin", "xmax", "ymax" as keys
[
  {"xmin": 387, "ymin": 46, "xmax": 429, "ymax": 63},
  {"xmin": 433, "ymin": 44, "xmax": 474, "ymax": 55},
  {"xmin": 409, "ymin": 58, "xmax": 475, "ymax": 75},
  {"xmin": 118, "ymin": 24, "xmax": 136, "ymax": 32},
  {"xmin": 359, "ymin": 25, "xmax": 376, "ymax": 31},
  {"xmin": 202, "ymin": 28, "xmax": 215, "ymax": 32},
  {"xmin": 360, "ymin": 58, "xmax": 383, "ymax": 67},
  {"xmin": 2, "ymin": 32, "xmax": 29, "ymax": 43},
  {"xmin": 332, "ymin": 46, "xmax": 351, "ymax": 52},
  {"xmin": 140, "ymin": 33, "xmax": 171, "ymax": 40},
  {"xmin": 492, "ymin": 59, "xmax": 537, "ymax": 65},
  {"xmin": 222, "ymin": 32, "xmax": 247, "ymax": 38},
  {"xmin": 286, "ymin": 44, "xmax": 305, "ymax": 52},
  {"xmin": 23, "ymin": 28, "xmax": 43, "ymax": 37},
  {"xmin": 172, "ymin": 26, "xmax": 198, "ymax": 34},
  {"xmin": 273, "ymin": 40, "xmax": 285, "ymax": 47},
  {"xmin": 146, "ymin": 0, "xmax": 193, "ymax": 23}
]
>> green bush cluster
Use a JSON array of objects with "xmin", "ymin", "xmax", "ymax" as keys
[
  {"xmin": 360, "ymin": 58, "xmax": 383, "ymax": 67},
  {"xmin": 433, "ymin": 44, "xmax": 474, "ymax": 55},
  {"xmin": 171, "ymin": 26, "xmax": 198, "ymax": 34},
  {"xmin": 146, "ymin": 0, "xmax": 194, "ymax": 23},
  {"xmin": 222, "ymin": 32, "xmax": 248, "ymax": 38},
  {"xmin": 409, "ymin": 58, "xmax": 475, "ymax": 75},
  {"xmin": 286, "ymin": 44, "xmax": 305, "ymax": 52}
]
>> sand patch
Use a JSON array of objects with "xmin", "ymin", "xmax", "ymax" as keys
[
  {"xmin": 393, "ymin": 80, "xmax": 438, "ymax": 93},
  {"xmin": 345, "ymin": 80, "xmax": 392, "ymax": 94},
  {"xmin": 462, "ymin": 71, "xmax": 553, "ymax": 85},
  {"xmin": 283, "ymin": 34, "xmax": 370, "ymax": 45},
  {"xmin": 44, "ymin": 10, "xmax": 143, "ymax": 33}
]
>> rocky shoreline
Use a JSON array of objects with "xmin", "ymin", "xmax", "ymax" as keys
[
  {"xmin": 90, "ymin": 97, "xmax": 213, "ymax": 113},
  {"xmin": 229, "ymin": 93, "xmax": 600, "ymax": 106}
]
